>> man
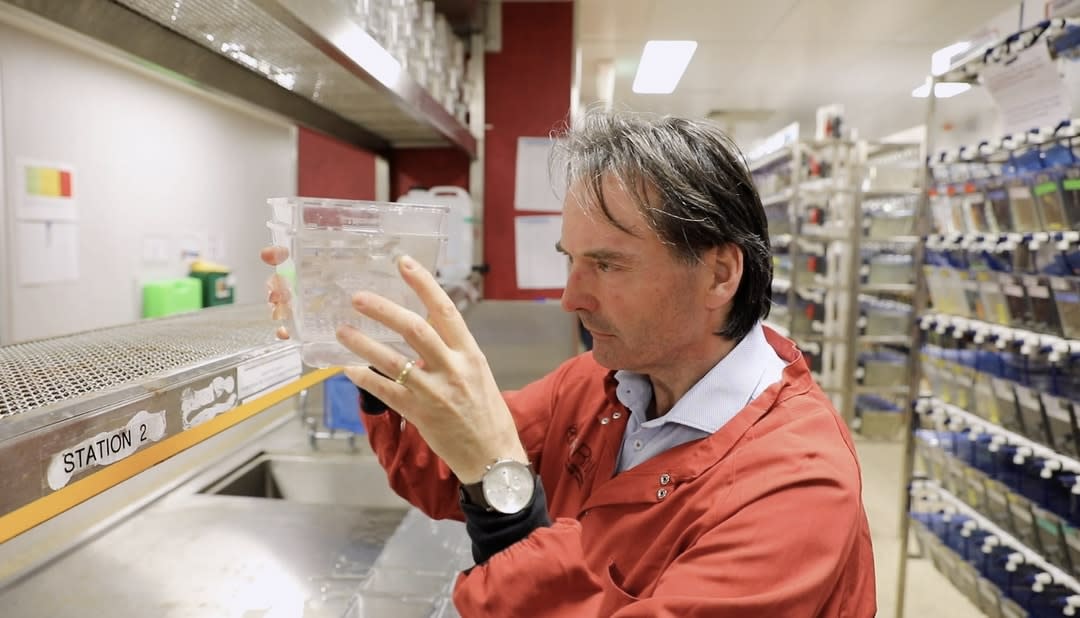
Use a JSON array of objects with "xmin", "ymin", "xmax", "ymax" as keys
[{"xmin": 264, "ymin": 110, "xmax": 876, "ymax": 616}]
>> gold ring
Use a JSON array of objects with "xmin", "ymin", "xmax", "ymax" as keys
[{"xmin": 394, "ymin": 359, "xmax": 417, "ymax": 386}]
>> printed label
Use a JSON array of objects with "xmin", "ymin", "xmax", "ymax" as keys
[
  {"xmin": 1065, "ymin": 527, "xmax": 1080, "ymax": 552},
  {"xmin": 1015, "ymin": 386, "xmax": 1041, "ymax": 411},
  {"xmin": 1034, "ymin": 181, "xmax": 1059, "ymax": 197},
  {"xmin": 47, "ymin": 410, "xmax": 166, "ymax": 490},
  {"xmin": 181, "ymin": 374, "xmax": 238, "ymax": 430},
  {"xmin": 1043, "ymin": 395, "xmax": 1072, "ymax": 422},
  {"xmin": 237, "ymin": 349, "xmax": 302, "ymax": 402},
  {"xmin": 991, "ymin": 378, "xmax": 1017, "ymax": 402},
  {"xmin": 1010, "ymin": 501, "xmax": 1034, "ymax": 524},
  {"xmin": 1009, "ymin": 186, "xmax": 1032, "ymax": 201},
  {"xmin": 1001, "ymin": 600, "xmax": 1027, "ymax": 618}
]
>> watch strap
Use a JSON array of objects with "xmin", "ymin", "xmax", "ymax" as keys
[
  {"xmin": 460, "ymin": 480, "xmax": 490, "ymax": 510},
  {"xmin": 461, "ymin": 477, "xmax": 552, "ymax": 564}
]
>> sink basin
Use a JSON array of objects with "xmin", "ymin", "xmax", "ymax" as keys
[{"xmin": 200, "ymin": 452, "xmax": 410, "ymax": 510}]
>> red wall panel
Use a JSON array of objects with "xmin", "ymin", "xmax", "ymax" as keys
[
  {"xmin": 297, "ymin": 126, "xmax": 377, "ymax": 199},
  {"xmin": 390, "ymin": 148, "xmax": 470, "ymax": 199},
  {"xmin": 483, "ymin": 1, "xmax": 573, "ymax": 300}
]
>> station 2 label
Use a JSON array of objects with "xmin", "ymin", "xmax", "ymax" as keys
[{"xmin": 47, "ymin": 410, "xmax": 167, "ymax": 490}]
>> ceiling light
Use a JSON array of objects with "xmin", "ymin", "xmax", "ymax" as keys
[
  {"xmin": 911, "ymin": 79, "xmax": 971, "ymax": 99},
  {"xmin": 632, "ymin": 40, "xmax": 697, "ymax": 94},
  {"xmin": 931, "ymin": 41, "xmax": 972, "ymax": 76}
]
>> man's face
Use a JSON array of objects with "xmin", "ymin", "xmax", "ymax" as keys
[{"xmin": 558, "ymin": 177, "xmax": 721, "ymax": 373}]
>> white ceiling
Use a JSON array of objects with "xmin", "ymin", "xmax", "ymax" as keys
[{"xmin": 574, "ymin": 0, "xmax": 1021, "ymax": 147}]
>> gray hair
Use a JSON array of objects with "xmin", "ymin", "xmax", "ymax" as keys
[{"xmin": 553, "ymin": 109, "xmax": 772, "ymax": 342}]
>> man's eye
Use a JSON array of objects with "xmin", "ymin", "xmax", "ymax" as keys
[{"xmin": 596, "ymin": 262, "xmax": 612, "ymax": 272}]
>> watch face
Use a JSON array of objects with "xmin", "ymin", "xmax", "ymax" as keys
[{"xmin": 482, "ymin": 460, "xmax": 535, "ymax": 514}]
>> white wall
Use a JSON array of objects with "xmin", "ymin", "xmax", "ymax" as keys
[{"xmin": 0, "ymin": 13, "xmax": 296, "ymax": 343}]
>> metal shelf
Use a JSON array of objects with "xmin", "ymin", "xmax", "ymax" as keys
[
  {"xmin": 861, "ymin": 188, "xmax": 921, "ymax": 198},
  {"xmin": 13, "ymin": 0, "xmax": 478, "ymax": 156},
  {"xmin": 749, "ymin": 146, "xmax": 795, "ymax": 173},
  {"xmin": 912, "ymin": 479, "xmax": 1080, "ymax": 595},
  {"xmin": 864, "ymin": 236, "xmax": 920, "ymax": 246},
  {"xmin": 861, "ymin": 283, "xmax": 916, "ymax": 294},
  {"xmin": 0, "ymin": 304, "xmax": 334, "ymax": 540},
  {"xmin": 920, "ymin": 312, "xmax": 1080, "ymax": 352},
  {"xmin": 801, "ymin": 224, "xmax": 849, "ymax": 241},
  {"xmin": 761, "ymin": 188, "xmax": 795, "ymax": 207},
  {"xmin": 938, "ymin": 17, "xmax": 1080, "ymax": 84},
  {"xmin": 922, "ymin": 398, "xmax": 1080, "ymax": 474},
  {"xmin": 860, "ymin": 335, "xmax": 911, "ymax": 345},
  {"xmin": 855, "ymin": 384, "xmax": 911, "ymax": 395}
]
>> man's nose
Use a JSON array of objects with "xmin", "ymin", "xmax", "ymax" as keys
[{"xmin": 560, "ymin": 266, "xmax": 595, "ymax": 313}]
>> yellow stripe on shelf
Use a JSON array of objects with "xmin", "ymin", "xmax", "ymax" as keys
[{"xmin": 0, "ymin": 367, "xmax": 340, "ymax": 544}]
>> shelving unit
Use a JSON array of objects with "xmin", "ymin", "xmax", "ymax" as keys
[
  {"xmin": 751, "ymin": 134, "xmax": 920, "ymax": 432},
  {"xmin": 897, "ymin": 17, "xmax": 1080, "ymax": 618},
  {"xmin": 0, "ymin": 305, "xmax": 335, "ymax": 544},
  {"xmin": 2, "ymin": 0, "xmax": 481, "ymax": 156}
]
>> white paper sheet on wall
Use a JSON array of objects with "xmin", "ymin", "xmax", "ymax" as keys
[
  {"xmin": 514, "ymin": 215, "xmax": 566, "ymax": 289},
  {"xmin": 16, "ymin": 221, "xmax": 79, "ymax": 285},
  {"xmin": 983, "ymin": 43, "xmax": 1073, "ymax": 136},
  {"xmin": 16, "ymin": 158, "xmax": 77, "ymax": 221},
  {"xmin": 514, "ymin": 137, "xmax": 566, "ymax": 212}
]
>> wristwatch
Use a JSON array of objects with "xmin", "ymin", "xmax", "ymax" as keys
[{"xmin": 460, "ymin": 459, "xmax": 536, "ymax": 514}]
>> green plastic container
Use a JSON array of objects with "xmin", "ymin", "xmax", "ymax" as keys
[
  {"xmin": 191, "ymin": 271, "xmax": 235, "ymax": 307},
  {"xmin": 142, "ymin": 277, "xmax": 202, "ymax": 318}
]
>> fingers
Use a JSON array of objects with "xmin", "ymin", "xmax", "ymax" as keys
[
  {"xmin": 260, "ymin": 245, "xmax": 290, "ymax": 266},
  {"xmin": 350, "ymin": 290, "xmax": 454, "ymax": 369},
  {"xmin": 396, "ymin": 255, "xmax": 474, "ymax": 351},
  {"xmin": 267, "ymin": 274, "xmax": 292, "ymax": 304},
  {"xmin": 338, "ymin": 326, "xmax": 416, "ymax": 408}
]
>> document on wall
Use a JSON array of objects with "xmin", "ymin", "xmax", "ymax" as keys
[
  {"xmin": 514, "ymin": 215, "xmax": 566, "ymax": 289},
  {"xmin": 16, "ymin": 221, "xmax": 79, "ymax": 285},
  {"xmin": 16, "ymin": 158, "xmax": 77, "ymax": 221},
  {"xmin": 514, "ymin": 137, "xmax": 566, "ymax": 212},
  {"xmin": 983, "ymin": 43, "xmax": 1072, "ymax": 137}
]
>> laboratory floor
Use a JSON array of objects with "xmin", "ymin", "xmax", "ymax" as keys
[{"xmin": 859, "ymin": 438, "xmax": 984, "ymax": 618}]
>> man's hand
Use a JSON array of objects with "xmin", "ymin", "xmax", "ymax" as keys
[
  {"xmin": 336, "ymin": 254, "xmax": 528, "ymax": 484},
  {"xmin": 260, "ymin": 246, "xmax": 292, "ymax": 341}
]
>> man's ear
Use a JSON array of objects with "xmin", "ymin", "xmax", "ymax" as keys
[{"xmin": 704, "ymin": 244, "xmax": 743, "ymax": 310}]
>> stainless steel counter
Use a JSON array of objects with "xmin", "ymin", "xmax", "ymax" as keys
[
  {"xmin": 0, "ymin": 402, "xmax": 470, "ymax": 617},
  {"xmin": 0, "ymin": 299, "xmax": 578, "ymax": 617}
]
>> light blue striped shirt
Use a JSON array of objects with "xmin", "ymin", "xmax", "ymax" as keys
[{"xmin": 614, "ymin": 322, "xmax": 788, "ymax": 473}]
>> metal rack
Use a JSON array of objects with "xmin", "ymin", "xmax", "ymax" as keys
[
  {"xmin": 1, "ymin": 0, "xmax": 481, "ymax": 156},
  {"xmin": 752, "ymin": 136, "xmax": 919, "ymax": 429},
  {"xmin": 0, "ymin": 304, "xmax": 335, "ymax": 543},
  {"xmin": 896, "ymin": 18, "xmax": 1080, "ymax": 618}
]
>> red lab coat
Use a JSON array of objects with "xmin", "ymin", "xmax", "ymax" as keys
[{"xmin": 362, "ymin": 328, "xmax": 877, "ymax": 617}]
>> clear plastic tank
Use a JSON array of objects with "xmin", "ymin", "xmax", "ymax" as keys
[{"xmin": 267, "ymin": 197, "xmax": 448, "ymax": 368}]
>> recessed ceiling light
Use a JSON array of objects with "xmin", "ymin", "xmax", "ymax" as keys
[{"xmin": 632, "ymin": 40, "xmax": 697, "ymax": 94}]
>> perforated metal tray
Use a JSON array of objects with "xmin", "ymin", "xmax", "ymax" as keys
[
  {"xmin": 0, "ymin": 304, "xmax": 303, "ymax": 521},
  {"xmin": 0, "ymin": 304, "xmax": 282, "ymax": 419}
]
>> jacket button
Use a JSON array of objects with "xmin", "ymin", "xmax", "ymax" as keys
[
  {"xmin": 657, "ymin": 488, "xmax": 668, "ymax": 500},
  {"xmin": 600, "ymin": 417, "xmax": 610, "ymax": 425},
  {"xmin": 612, "ymin": 411, "xmax": 622, "ymax": 420},
  {"xmin": 660, "ymin": 473, "xmax": 671, "ymax": 485}
]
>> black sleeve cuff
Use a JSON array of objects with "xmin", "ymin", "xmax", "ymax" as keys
[
  {"xmin": 461, "ymin": 479, "xmax": 552, "ymax": 564},
  {"xmin": 356, "ymin": 367, "xmax": 389, "ymax": 415}
]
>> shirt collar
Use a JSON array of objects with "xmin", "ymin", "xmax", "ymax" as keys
[{"xmin": 613, "ymin": 322, "xmax": 779, "ymax": 433}]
